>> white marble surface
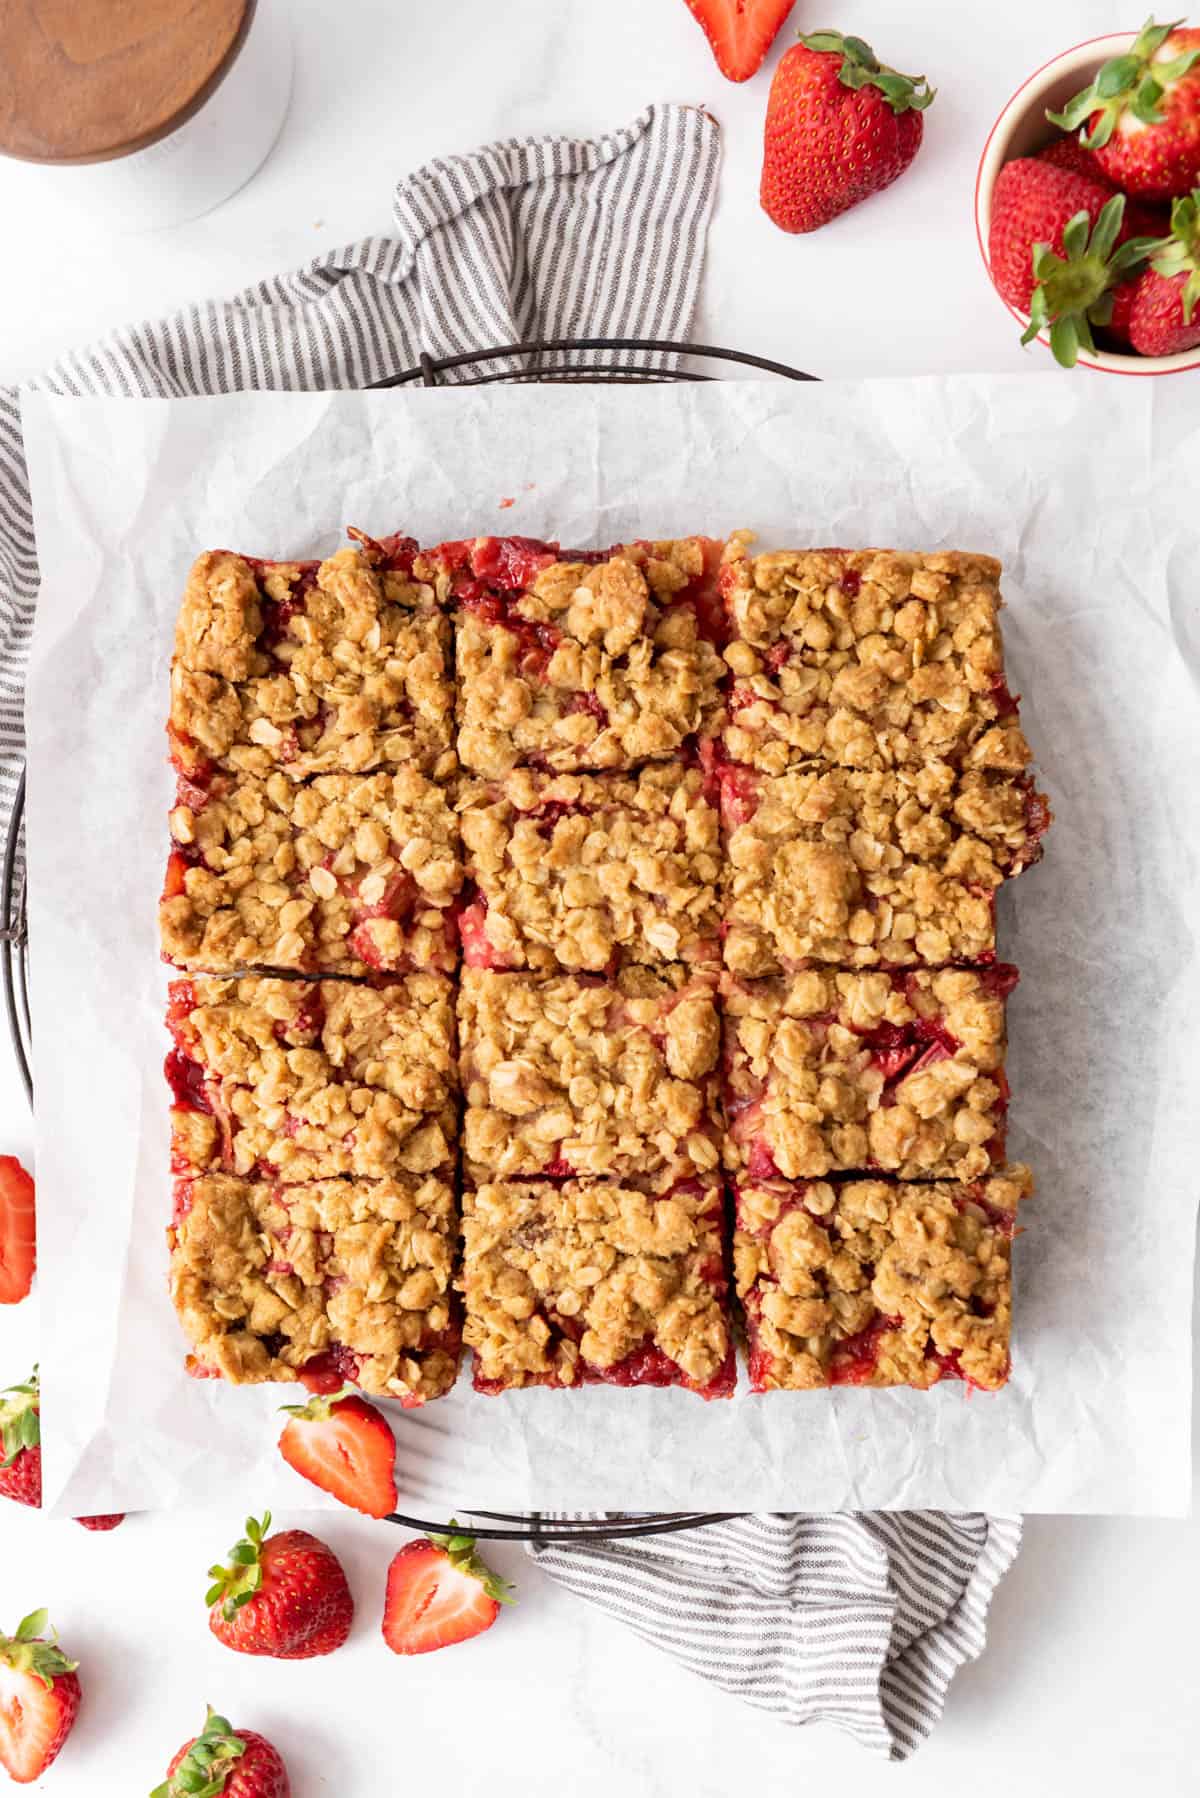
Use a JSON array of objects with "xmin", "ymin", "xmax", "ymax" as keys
[{"xmin": 0, "ymin": 0, "xmax": 1196, "ymax": 1790}]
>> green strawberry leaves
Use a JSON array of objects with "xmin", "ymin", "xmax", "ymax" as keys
[
  {"xmin": 1048, "ymin": 16, "xmax": 1200, "ymax": 148},
  {"xmin": 206, "ymin": 1513, "xmax": 270, "ymax": 1620},
  {"xmin": 149, "ymin": 1707, "xmax": 248, "ymax": 1798},
  {"xmin": 278, "ymin": 1383, "xmax": 357, "ymax": 1423},
  {"xmin": 1150, "ymin": 187, "xmax": 1200, "ymax": 321},
  {"xmin": 1021, "ymin": 194, "xmax": 1161, "ymax": 365},
  {"xmin": 799, "ymin": 30, "xmax": 936, "ymax": 113},
  {"xmin": 0, "ymin": 1610, "xmax": 78, "ymax": 1689},
  {"xmin": 427, "ymin": 1520, "xmax": 516, "ymax": 1608},
  {"xmin": 0, "ymin": 1370, "xmax": 41, "ymax": 1468}
]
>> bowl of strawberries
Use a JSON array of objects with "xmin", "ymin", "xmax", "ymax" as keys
[{"xmin": 976, "ymin": 16, "xmax": 1200, "ymax": 371}]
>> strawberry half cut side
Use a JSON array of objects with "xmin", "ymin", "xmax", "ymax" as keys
[
  {"xmin": 1022, "ymin": 194, "xmax": 1161, "ymax": 365},
  {"xmin": 0, "ymin": 1609, "xmax": 81, "ymax": 1785},
  {"xmin": 0, "ymin": 1157, "xmax": 35, "ymax": 1305},
  {"xmin": 683, "ymin": 0, "xmax": 796, "ymax": 82},
  {"xmin": 277, "ymin": 1387, "xmax": 398, "ymax": 1519},
  {"xmin": 382, "ymin": 1525, "xmax": 514, "ymax": 1656}
]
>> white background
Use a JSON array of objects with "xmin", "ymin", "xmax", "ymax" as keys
[{"xmin": 0, "ymin": 1, "xmax": 1196, "ymax": 1793}]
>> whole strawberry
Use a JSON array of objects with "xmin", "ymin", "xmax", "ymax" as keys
[
  {"xmin": 207, "ymin": 1511, "xmax": 353, "ymax": 1660},
  {"xmin": 152, "ymin": 1708, "xmax": 290, "ymax": 1798},
  {"xmin": 988, "ymin": 162, "xmax": 1161, "ymax": 362},
  {"xmin": 0, "ymin": 1609, "xmax": 81, "ymax": 1784},
  {"xmin": 1129, "ymin": 186, "xmax": 1200, "ymax": 351},
  {"xmin": 1049, "ymin": 16, "xmax": 1200, "ymax": 200},
  {"xmin": 761, "ymin": 29, "xmax": 934, "ymax": 233}
]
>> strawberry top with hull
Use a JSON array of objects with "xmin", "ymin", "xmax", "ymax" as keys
[
  {"xmin": 1049, "ymin": 18, "xmax": 1200, "ymax": 199},
  {"xmin": 154, "ymin": 1710, "xmax": 290, "ymax": 1798},
  {"xmin": 0, "ymin": 1611, "xmax": 81, "ymax": 1786}
]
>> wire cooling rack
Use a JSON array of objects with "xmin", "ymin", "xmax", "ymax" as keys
[{"xmin": 1, "ymin": 335, "xmax": 815, "ymax": 1543}]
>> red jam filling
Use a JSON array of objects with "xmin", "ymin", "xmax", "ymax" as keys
[
  {"xmin": 989, "ymin": 674, "xmax": 1020, "ymax": 718},
  {"xmin": 457, "ymin": 900, "xmax": 514, "ymax": 970},
  {"xmin": 567, "ymin": 691, "xmax": 608, "ymax": 726},
  {"xmin": 828, "ymin": 1315, "xmax": 900, "ymax": 1386},
  {"xmin": 584, "ymin": 1339, "xmax": 736, "ymax": 1399},
  {"xmin": 839, "ymin": 568, "xmax": 862, "ymax": 598},
  {"xmin": 276, "ymin": 986, "xmax": 326, "ymax": 1043},
  {"xmin": 469, "ymin": 535, "xmax": 561, "ymax": 589},
  {"xmin": 716, "ymin": 764, "xmax": 759, "ymax": 826},
  {"xmin": 164, "ymin": 1047, "xmax": 210, "ymax": 1116},
  {"xmin": 346, "ymin": 527, "xmax": 419, "ymax": 574},
  {"xmin": 298, "ymin": 1345, "xmax": 363, "ymax": 1394}
]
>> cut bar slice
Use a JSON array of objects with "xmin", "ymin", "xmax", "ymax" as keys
[
  {"xmin": 733, "ymin": 1167, "xmax": 1031, "ymax": 1391},
  {"xmin": 428, "ymin": 535, "xmax": 727, "ymax": 776},
  {"xmin": 170, "ymin": 1170, "xmax": 459, "ymax": 1403},
  {"xmin": 160, "ymin": 766, "xmax": 461, "ymax": 975},
  {"xmin": 458, "ymin": 965, "xmax": 721, "ymax": 1182},
  {"xmin": 458, "ymin": 760, "xmax": 721, "ymax": 972},
  {"xmin": 721, "ymin": 539, "xmax": 1040, "ymax": 776},
  {"xmin": 168, "ymin": 534, "xmax": 455, "ymax": 785},
  {"xmin": 166, "ymin": 973, "xmax": 456, "ymax": 1184},
  {"xmin": 719, "ymin": 760, "xmax": 1047, "ymax": 976},
  {"xmin": 461, "ymin": 1174, "xmax": 734, "ymax": 1396},
  {"xmin": 724, "ymin": 966, "xmax": 1016, "ymax": 1183}
]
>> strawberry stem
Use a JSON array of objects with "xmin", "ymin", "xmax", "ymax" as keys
[
  {"xmin": 798, "ymin": 29, "xmax": 935, "ymax": 112},
  {"xmin": 149, "ymin": 1708, "xmax": 248, "ymax": 1798},
  {"xmin": 205, "ymin": 1513, "xmax": 270, "ymax": 1619},
  {"xmin": 0, "ymin": 1611, "xmax": 77, "ymax": 1689},
  {"xmin": 1020, "ymin": 195, "xmax": 1161, "ymax": 366},
  {"xmin": 0, "ymin": 1370, "xmax": 40, "ymax": 1468},
  {"xmin": 1047, "ymin": 16, "xmax": 1200, "ymax": 148},
  {"xmin": 426, "ymin": 1520, "xmax": 517, "ymax": 1607},
  {"xmin": 1150, "ymin": 187, "xmax": 1200, "ymax": 321}
]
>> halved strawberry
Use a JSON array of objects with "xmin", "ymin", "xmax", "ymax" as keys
[
  {"xmin": 0, "ymin": 1610, "xmax": 81, "ymax": 1785},
  {"xmin": 381, "ymin": 1526, "xmax": 513, "ymax": 1656},
  {"xmin": 0, "ymin": 1157, "xmax": 35, "ymax": 1305},
  {"xmin": 683, "ymin": 0, "xmax": 795, "ymax": 82},
  {"xmin": 277, "ymin": 1387, "xmax": 398, "ymax": 1520}
]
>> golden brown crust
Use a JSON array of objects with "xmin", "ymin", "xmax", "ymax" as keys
[
  {"xmin": 460, "ymin": 1176, "xmax": 732, "ymax": 1392},
  {"xmin": 722, "ymin": 542, "xmax": 1024, "ymax": 775},
  {"xmin": 160, "ymin": 767, "xmax": 461, "ymax": 975},
  {"xmin": 733, "ymin": 1167, "xmax": 1031, "ymax": 1390},
  {"xmin": 458, "ymin": 761, "xmax": 721, "ymax": 972},
  {"xmin": 458, "ymin": 966, "xmax": 722, "ymax": 1182},
  {"xmin": 723, "ymin": 967, "xmax": 1013, "ymax": 1182},
  {"xmin": 169, "ymin": 544, "xmax": 455, "ymax": 782},
  {"xmin": 168, "ymin": 973, "xmax": 457, "ymax": 1184},
  {"xmin": 169, "ymin": 1171, "xmax": 459, "ymax": 1402},
  {"xmin": 721, "ymin": 762, "xmax": 1046, "ymax": 975},
  {"xmin": 450, "ymin": 540, "xmax": 726, "ymax": 776}
]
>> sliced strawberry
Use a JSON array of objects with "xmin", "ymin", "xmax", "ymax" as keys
[
  {"xmin": 277, "ymin": 1387, "xmax": 397, "ymax": 1519},
  {"xmin": 0, "ymin": 1610, "xmax": 81, "ymax": 1785},
  {"xmin": 381, "ymin": 1527, "xmax": 513, "ymax": 1656},
  {"xmin": 683, "ymin": 0, "xmax": 795, "ymax": 82},
  {"xmin": 0, "ymin": 1158, "xmax": 35, "ymax": 1305}
]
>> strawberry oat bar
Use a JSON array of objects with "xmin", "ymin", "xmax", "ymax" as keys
[
  {"xmin": 460, "ymin": 1174, "xmax": 734, "ymax": 1396},
  {"xmin": 458, "ymin": 966, "xmax": 722, "ymax": 1182},
  {"xmin": 719, "ymin": 760, "xmax": 1047, "ymax": 976},
  {"xmin": 457, "ymin": 760, "xmax": 721, "ymax": 973},
  {"xmin": 168, "ymin": 535, "xmax": 455, "ymax": 787},
  {"xmin": 721, "ymin": 540, "xmax": 1042, "ymax": 777},
  {"xmin": 426, "ymin": 535, "xmax": 726, "ymax": 776},
  {"xmin": 170, "ymin": 1170, "xmax": 459, "ymax": 1403},
  {"xmin": 160, "ymin": 766, "xmax": 461, "ymax": 976},
  {"xmin": 166, "ymin": 973, "xmax": 457, "ymax": 1185},
  {"xmin": 733, "ymin": 1166, "xmax": 1031, "ymax": 1391},
  {"xmin": 724, "ymin": 966, "xmax": 1016, "ymax": 1183}
]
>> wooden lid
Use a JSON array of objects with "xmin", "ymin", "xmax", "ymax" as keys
[{"xmin": 0, "ymin": 0, "xmax": 256, "ymax": 164}]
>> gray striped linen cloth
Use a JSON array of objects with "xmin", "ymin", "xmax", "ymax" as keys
[{"xmin": 0, "ymin": 102, "xmax": 1020, "ymax": 1758}]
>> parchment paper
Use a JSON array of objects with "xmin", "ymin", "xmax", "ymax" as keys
[{"xmin": 20, "ymin": 377, "xmax": 1200, "ymax": 1518}]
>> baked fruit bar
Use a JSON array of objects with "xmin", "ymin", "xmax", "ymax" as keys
[
  {"xmin": 733, "ymin": 1167, "xmax": 1031, "ymax": 1391},
  {"xmin": 160, "ymin": 766, "xmax": 460, "ymax": 975},
  {"xmin": 170, "ymin": 1170, "xmax": 459, "ymax": 1404},
  {"xmin": 724, "ymin": 966, "xmax": 1016, "ymax": 1183},
  {"xmin": 458, "ymin": 966, "xmax": 721, "ymax": 1182},
  {"xmin": 168, "ymin": 533, "xmax": 455, "ymax": 786},
  {"xmin": 460, "ymin": 1174, "xmax": 734, "ymax": 1396},
  {"xmin": 458, "ymin": 760, "xmax": 721, "ymax": 972},
  {"xmin": 719, "ymin": 760, "xmax": 1048, "ymax": 975},
  {"xmin": 721, "ymin": 539, "xmax": 1038, "ymax": 776},
  {"xmin": 425, "ymin": 535, "xmax": 726, "ymax": 776},
  {"xmin": 166, "ymin": 973, "xmax": 456, "ymax": 1185}
]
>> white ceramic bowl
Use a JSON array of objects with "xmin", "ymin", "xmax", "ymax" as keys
[{"xmin": 975, "ymin": 31, "xmax": 1200, "ymax": 375}]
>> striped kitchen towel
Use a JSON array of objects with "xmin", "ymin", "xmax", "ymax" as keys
[
  {"xmin": 531, "ymin": 1512, "xmax": 1023, "ymax": 1760},
  {"xmin": 0, "ymin": 101, "xmax": 1019, "ymax": 1755}
]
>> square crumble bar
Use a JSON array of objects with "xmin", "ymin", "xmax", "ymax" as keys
[
  {"xmin": 160, "ymin": 766, "xmax": 461, "ymax": 976},
  {"xmin": 458, "ymin": 760, "xmax": 721, "ymax": 973},
  {"xmin": 459, "ymin": 966, "xmax": 721, "ymax": 1183},
  {"xmin": 425, "ymin": 535, "xmax": 727, "ymax": 776},
  {"xmin": 167, "ymin": 973, "xmax": 457, "ymax": 1185},
  {"xmin": 721, "ymin": 539, "xmax": 1039, "ymax": 776},
  {"xmin": 461, "ymin": 1174, "xmax": 734, "ymax": 1396},
  {"xmin": 719, "ymin": 760, "xmax": 1048, "ymax": 975},
  {"xmin": 168, "ymin": 534, "xmax": 455, "ymax": 786},
  {"xmin": 724, "ymin": 966, "xmax": 1016, "ymax": 1184},
  {"xmin": 170, "ymin": 1170, "xmax": 459, "ymax": 1403},
  {"xmin": 733, "ymin": 1167, "xmax": 1032, "ymax": 1391}
]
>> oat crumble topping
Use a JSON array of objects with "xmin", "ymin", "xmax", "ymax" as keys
[
  {"xmin": 723, "ymin": 966, "xmax": 1014, "ymax": 1182},
  {"xmin": 733, "ymin": 1166, "xmax": 1031, "ymax": 1390},
  {"xmin": 460, "ymin": 1175, "xmax": 733, "ymax": 1393}
]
